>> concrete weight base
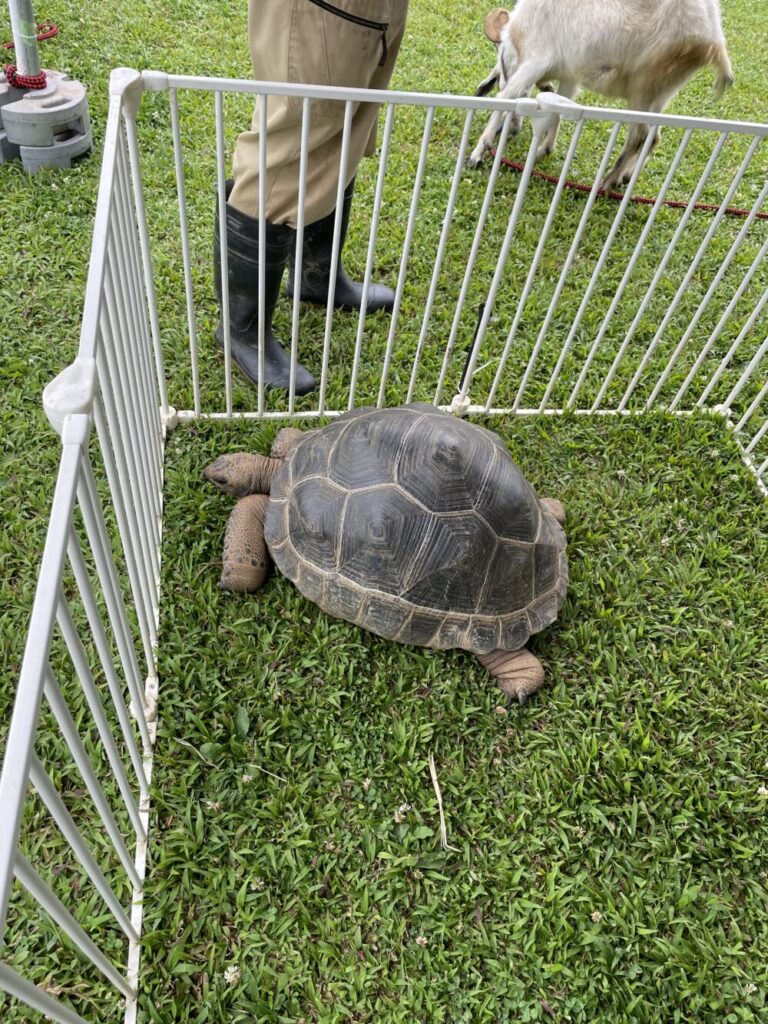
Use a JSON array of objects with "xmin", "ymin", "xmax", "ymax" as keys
[{"xmin": 1, "ymin": 70, "xmax": 92, "ymax": 171}]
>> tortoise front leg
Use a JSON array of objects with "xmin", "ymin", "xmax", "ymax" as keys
[
  {"xmin": 219, "ymin": 494, "xmax": 272, "ymax": 592},
  {"xmin": 478, "ymin": 648, "xmax": 545, "ymax": 706}
]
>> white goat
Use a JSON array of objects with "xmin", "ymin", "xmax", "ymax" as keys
[{"xmin": 469, "ymin": 0, "xmax": 733, "ymax": 190}]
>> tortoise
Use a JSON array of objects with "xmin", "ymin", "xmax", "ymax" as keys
[{"xmin": 203, "ymin": 403, "xmax": 568, "ymax": 704}]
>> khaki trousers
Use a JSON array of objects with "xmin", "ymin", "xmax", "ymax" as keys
[{"xmin": 230, "ymin": 0, "xmax": 409, "ymax": 228}]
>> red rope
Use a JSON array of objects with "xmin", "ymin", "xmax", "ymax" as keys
[
  {"xmin": 3, "ymin": 22, "xmax": 59, "ymax": 90},
  {"xmin": 491, "ymin": 148, "xmax": 768, "ymax": 221}
]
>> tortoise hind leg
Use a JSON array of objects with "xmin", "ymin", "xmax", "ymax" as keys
[
  {"xmin": 478, "ymin": 648, "xmax": 545, "ymax": 706},
  {"xmin": 540, "ymin": 497, "xmax": 565, "ymax": 526}
]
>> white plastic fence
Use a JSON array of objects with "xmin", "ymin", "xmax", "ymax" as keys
[{"xmin": 0, "ymin": 67, "xmax": 766, "ymax": 1022}]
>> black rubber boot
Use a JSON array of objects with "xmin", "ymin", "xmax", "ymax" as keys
[
  {"xmin": 214, "ymin": 186, "xmax": 316, "ymax": 396},
  {"xmin": 286, "ymin": 178, "xmax": 395, "ymax": 313}
]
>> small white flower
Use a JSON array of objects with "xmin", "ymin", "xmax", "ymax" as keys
[
  {"xmin": 495, "ymin": 705, "xmax": 508, "ymax": 716},
  {"xmin": 616, "ymin": 469, "xmax": 628, "ymax": 478},
  {"xmin": 661, "ymin": 536, "xmax": 672, "ymax": 548},
  {"xmin": 206, "ymin": 800, "xmax": 222, "ymax": 811},
  {"xmin": 223, "ymin": 964, "xmax": 241, "ymax": 987},
  {"xmin": 250, "ymin": 877, "xmax": 265, "ymax": 891},
  {"xmin": 241, "ymin": 773, "xmax": 254, "ymax": 783},
  {"xmin": 591, "ymin": 910, "xmax": 603, "ymax": 924},
  {"xmin": 393, "ymin": 802, "xmax": 412, "ymax": 824},
  {"xmin": 413, "ymin": 869, "xmax": 424, "ymax": 879},
  {"xmin": 415, "ymin": 935, "xmax": 428, "ymax": 947},
  {"xmin": 746, "ymin": 983, "xmax": 758, "ymax": 995},
  {"xmin": 757, "ymin": 786, "xmax": 768, "ymax": 798},
  {"xmin": 362, "ymin": 778, "xmax": 372, "ymax": 791}
]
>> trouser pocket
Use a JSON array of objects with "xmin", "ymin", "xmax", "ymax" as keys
[{"xmin": 287, "ymin": 0, "xmax": 392, "ymax": 115}]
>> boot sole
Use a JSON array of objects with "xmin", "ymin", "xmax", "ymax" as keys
[{"xmin": 215, "ymin": 335, "xmax": 317, "ymax": 396}]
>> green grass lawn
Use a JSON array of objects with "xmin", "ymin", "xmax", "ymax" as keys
[
  {"xmin": 1, "ymin": 1, "xmax": 767, "ymax": 1022},
  {"xmin": 132, "ymin": 412, "xmax": 768, "ymax": 1024}
]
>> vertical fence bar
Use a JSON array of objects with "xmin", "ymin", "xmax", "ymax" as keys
[
  {"xmin": 103, "ymin": 248, "xmax": 162, "ymax": 563},
  {"xmin": 67, "ymin": 529, "xmax": 149, "ymax": 786},
  {"xmin": 558, "ymin": 125, "xmax": 658, "ymax": 410},
  {"xmin": 257, "ymin": 91, "xmax": 267, "ymax": 415},
  {"xmin": 744, "ymin": 416, "xmax": 768, "ymax": 454},
  {"xmin": 42, "ymin": 667, "xmax": 144, "ymax": 890},
  {"xmin": 91, "ymin": 391, "xmax": 158, "ymax": 662},
  {"xmin": 14, "ymin": 853, "xmax": 136, "ymax": 999},
  {"xmin": 720, "ymin": 333, "xmax": 768, "ymax": 414},
  {"xmin": 348, "ymin": 102, "xmax": 395, "ymax": 409},
  {"xmin": 407, "ymin": 108, "xmax": 475, "ymax": 404},
  {"xmin": 0, "ymin": 424, "xmax": 85, "ymax": 946},
  {"xmin": 458, "ymin": 118, "xmax": 546, "ymax": 404},
  {"xmin": 532, "ymin": 121, "xmax": 623, "ymax": 411},
  {"xmin": 647, "ymin": 176, "xmax": 768, "ymax": 408},
  {"xmin": 169, "ymin": 87, "xmax": 202, "ymax": 416},
  {"xmin": 28, "ymin": 754, "xmax": 139, "ymax": 943},
  {"xmin": 697, "ymin": 288, "xmax": 768, "ymax": 407},
  {"xmin": 620, "ymin": 135, "xmax": 761, "ymax": 410},
  {"xmin": 735, "ymin": 378, "xmax": 768, "ymax": 435},
  {"xmin": 289, "ymin": 97, "xmax": 311, "ymax": 414},
  {"xmin": 214, "ymin": 89, "xmax": 233, "ymax": 417},
  {"xmin": 613, "ymin": 131, "xmax": 730, "ymax": 410},
  {"xmin": 77, "ymin": 447, "xmax": 156, "ymax": 743},
  {"xmin": 122, "ymin": 103, "xmax": 170, "ymax": 418},
  {"xmin": 434, "ymin": 109, "xmax": 518, "ymax": 406},
  {"xmin": 377, "ymin": 105, "xmax": 436, "ymax": 407},
  {"xmin": 113, "ymin": 141, "xmax": 165, "ymax": 495},
  {"xmin": 55, "ymin": 596, "xmax": 145, "ymax": 839},
  {"xmin": 588, "ymin": 130, "xmax": 693, "ymax": 411},
  {"xmin": 319, "ymin": 100, "xmax": 354, "ymax": 413},
  {"xmin": 97, "ymin": 303, "xmax": 160, "ymax": 610},
  {"xmin": 670, "ymin": 234, "xmax": 768, "ymax": 409},
  {"xmin": 488, "ymin": 118, "xmax": 585, "ymax": 411}
]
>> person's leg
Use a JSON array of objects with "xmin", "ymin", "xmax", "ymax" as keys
[
  {"xmin": 224, "ymin": 1, "xmax": 410, "ymax": 362},
  {"xmin": 214, "ymin": 181, "xmax": 316, "ymax": 395},
  {"xmin": 284, "ymin": 0, "xmax": 410, "ymax": 311}
]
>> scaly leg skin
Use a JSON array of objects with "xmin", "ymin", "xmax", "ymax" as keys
[
  {"xmin": 479, "ymin": 648, "xmax": 545, "ymax": 706},
  {"xmin": 219, "ymin": 494, "xmax": 272, "ymax": 592},
  {"xmin": 270, "ymin": 427, "xmax": 304, "ymax": 459},
  {"xmin": 540, "ymin": 497, "xmax": 566, "ymax": 526}
]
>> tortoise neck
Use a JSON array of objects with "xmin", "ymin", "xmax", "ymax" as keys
[{"xmin": 256, "ymin": 456, "xmax": 281, "ymax": 495}]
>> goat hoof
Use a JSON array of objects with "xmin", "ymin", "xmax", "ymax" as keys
[{"xmin": 467, "ymin": 150, "xmax": 484, "ymax": 168}]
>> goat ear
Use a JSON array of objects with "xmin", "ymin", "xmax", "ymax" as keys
[{"xmin": 484, "ymin": 9, "xmax": 510, "ymax": 43}]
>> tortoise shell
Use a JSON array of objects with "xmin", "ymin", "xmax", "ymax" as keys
[{"xmin": 263, "ymin": 404, "xmax": 567, "ymax": 655}]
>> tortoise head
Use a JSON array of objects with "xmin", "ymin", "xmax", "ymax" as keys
[{"xmin": 203, "ymin": 452, "xmax": 281, "ymax": 497}]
